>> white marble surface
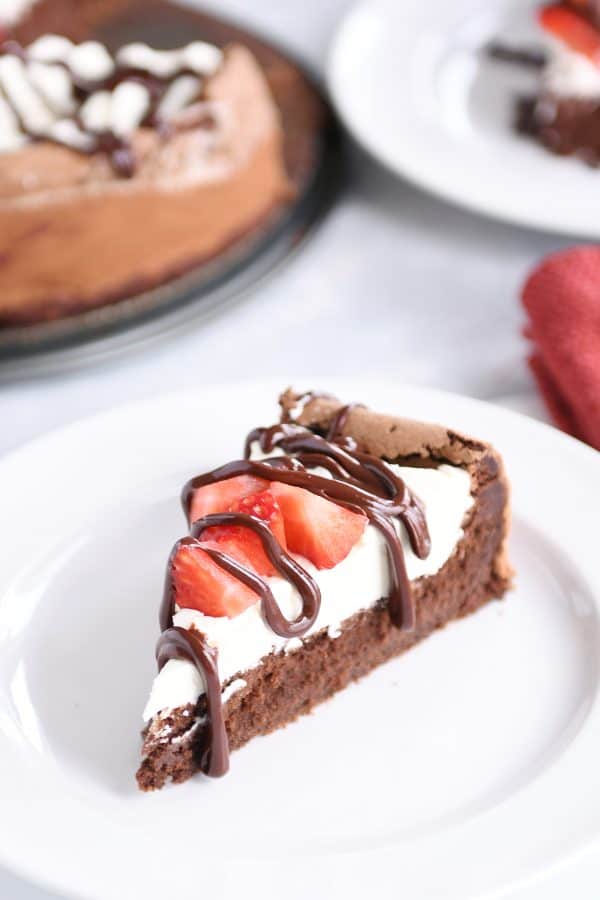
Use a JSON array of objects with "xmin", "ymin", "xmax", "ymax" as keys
[{"xmin": 1, "ymin": 0, "xmax": 598, "ymax": 897}]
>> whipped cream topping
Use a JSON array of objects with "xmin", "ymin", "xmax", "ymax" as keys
[
  {"xmin": 0, "ymin": 0, "xmax": 37, "ymax": 26},
  {"xmin": 541, "ymin": 37, "xmax": 600, "ymax": 99},
  {"xmin": 143, "ymin": 462, "xmax": 473, "ymax": 722},
  {"xmin": 0, "ymin": 34, "xmax": 224, "ymax": 163},
  {"xmin": 115, "ymin": 41, "xmax": 222, "ymax": 80}
]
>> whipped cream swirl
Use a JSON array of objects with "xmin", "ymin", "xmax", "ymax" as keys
[
  {"xmin": 0, "ymin": 0, "xmax": 38, "ymax": 26},
  {"xmin": 0, "ymin": 33, "xmax": 224, "ymax": 172}
]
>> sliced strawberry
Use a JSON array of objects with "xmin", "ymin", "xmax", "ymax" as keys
[
  {"xmin": 538, "ymin": 4, "xmax": 600, "ymax": 64},
  {"xmin": 234, "ymin": 490, "xmax": 287, "ymax": 547},
  {"xmin": 202, "ymin": 489, "xmax": 287, "ymax": 576},
  {"xmin": 172, "ymin": 540, "xmax": 259, "ymax": 618},
  {"xmin": 187, "ymin": 474, "xmax": 268, "ymax": 525},
  {"xmin": 271, "ymin": 483, "xmax": 366, "ymax": 569}
]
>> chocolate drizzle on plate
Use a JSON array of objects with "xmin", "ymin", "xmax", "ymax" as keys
[
  {"xmin": 485, "ymin": 40, "xmax": 546, "ymax": 69},
  {"xmin": 156, "ymin": 399, "xmax": 432, "ymax": 778}
]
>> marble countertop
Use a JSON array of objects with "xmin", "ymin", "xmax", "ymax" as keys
[{"xmin": 0, "ymin": 0, "xmax": 596, "ymax": 897}]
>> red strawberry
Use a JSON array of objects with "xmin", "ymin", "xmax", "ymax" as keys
[
  {"xmin": 234, "ymin": 490, "xmax": 287, "ymax": 546},
  {"xmin": 202, "ymin": 489, "xmax": 287, "ymax": 576},
  {"xmin": 172, "ymin": 540, "xmax": 259, "ymax": 618},
  {"xmin": 538, "ymin": 4, "xmax": 600, "ymax": 64},
  {"xmin": 272, "ymin": 483, "xmax": 366, "ymax": 569},
  {"xmin": 187, "ymin": 474, "xmax": 267, "ymax": 524}
]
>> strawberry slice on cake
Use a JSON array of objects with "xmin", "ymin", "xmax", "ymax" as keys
[{"xmin": 137, "ymin": 391, "xmax": 512, "ymax": 790}]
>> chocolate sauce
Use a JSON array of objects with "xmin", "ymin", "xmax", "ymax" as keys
[
  {"xmin": 182, "ymin": 427, "xmax": 431, "ymax": 628},
  {"xmin": 161, "ymin": 515, "xmax": 321, "ymax": 639},
  {"xmin": 485, "ymin": 40, "xmax": 546, "ymax": 69},
  {"xmin": 325, "ymin": 402, "xmax": 364, "ymax": 442},
  {"xmin": 0, "ymin": 39, "xmax": 218, "ymax": 176},
  {"xmin": 158, "ymin": 404, "xmax": 432, "ymax": 778},
  {"xmin": 156, "ymin": 626, "xmax": 229, "ymax": 776},
  {"xmin": 94, "ymin": 131, "xmax": 136, "ymax": 177}
]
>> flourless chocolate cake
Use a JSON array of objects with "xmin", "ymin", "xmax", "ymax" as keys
[
  {"xmin": 0, "ymin": 0, "xmax": 300, "ymax": 326},
  {"xmin": 137, "ymin": 390, "xmax": 512, "ymax": 791}
]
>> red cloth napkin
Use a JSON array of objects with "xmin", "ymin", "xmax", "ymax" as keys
[{"xmin": 522, "ymin": 246, "xmax": 600, "ymax": 451}]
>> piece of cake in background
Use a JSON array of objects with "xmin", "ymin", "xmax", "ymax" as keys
[
  {"xmin": 0, "ymin": 28, "xmax": 293, "ymax": 326},
  {"xmin": 522, "ymin": 1, "xmax": 600, "ymax": 163},
  {"xmin": 137, "ymin": 391, "xmax": 512, "ymax": 791}
]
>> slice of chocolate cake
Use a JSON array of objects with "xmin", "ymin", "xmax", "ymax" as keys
[
  {"xmin": 137, "ymin": 390, "xmax": 512, "ymax": 792},
  {"xmin": 519, "ymin": 2, "xmax": 600, "ymax": 163}
]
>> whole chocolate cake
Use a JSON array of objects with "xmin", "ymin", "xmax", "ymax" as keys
[{"xmin": 0, "ymin": 0, "xmax": 295, "ymax": 326}]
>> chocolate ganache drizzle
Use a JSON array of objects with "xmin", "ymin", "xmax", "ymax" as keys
[
  {"xmin": 156, "ymin": 625, "xmax": 228, "ymax": 777},
  {"xmin": 155, "ymin": 403, "xmax": 431, "ymax": 777}
]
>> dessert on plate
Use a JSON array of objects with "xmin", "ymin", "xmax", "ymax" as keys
[
  {"xmin": 521, "ymin": 1, "xmax": 600, "ymax": 163},
  {"xmin": 0, "ymin": 4, "xmax": 293, "ymax": 327},
  {"xmin": 137, "ymin": 390, "xmax": 512, "ymax": 791}
]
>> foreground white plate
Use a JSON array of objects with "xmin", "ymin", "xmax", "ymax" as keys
[
  {"xmin": 1, "ymin": 380, "xmax": 599, "ymax": 900},
  {"xmin": 328, "ymin": 0, "xmax": 600, "ymax": 236}
]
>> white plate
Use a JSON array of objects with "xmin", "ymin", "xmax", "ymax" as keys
[
  {"xmin": 1, "ymin": 379, "xmax": 599, "ymax": 900},
  {"xmin": 328, "ymin": 0, "xmax": 600, "ymax": 237}
]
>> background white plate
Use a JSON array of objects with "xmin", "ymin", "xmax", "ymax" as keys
[
  {"xmin": 328, "ymin": 0, "xmax": 600, "ymax": 237},
  {"xmin": 1, "ymin": 380, "xmax": 599, "ymax": 900}
]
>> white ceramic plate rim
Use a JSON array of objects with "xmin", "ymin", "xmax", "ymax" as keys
[
  {"xmin": 327, "ymin": 0, "xmax": 600, "ymax": 237},
  {"xmin": 1, "ymin": 378, "xmax": 600, "ymax": 900}
]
